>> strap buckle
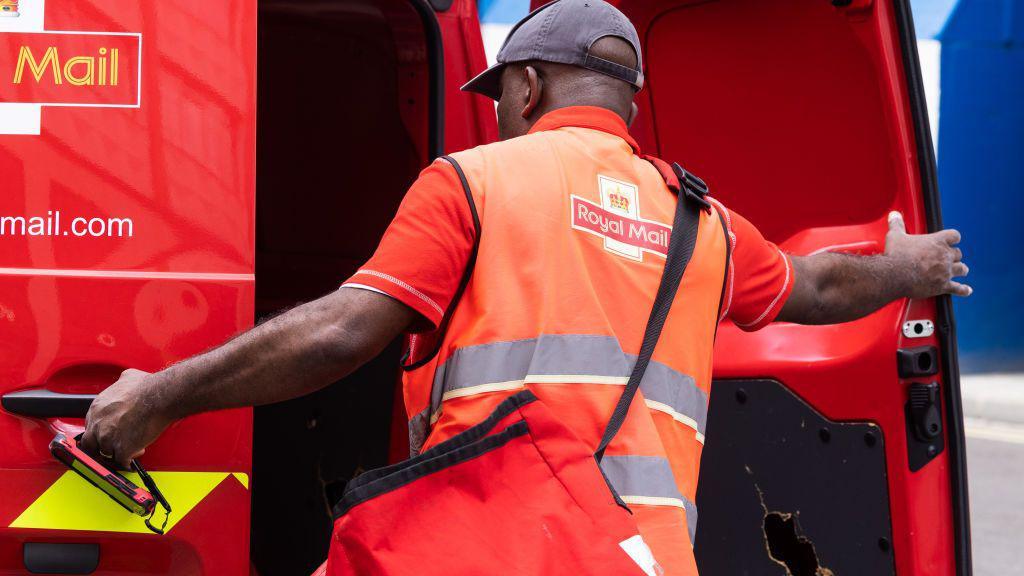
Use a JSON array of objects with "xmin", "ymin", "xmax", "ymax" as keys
[{"xmin": 672, "ymin": 162, "xmax": 712, "ymax": 211}]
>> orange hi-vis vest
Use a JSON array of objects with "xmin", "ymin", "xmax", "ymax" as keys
[{"xmin": 402, "ymin": 113, "xmax": 728, "ymax": 575}]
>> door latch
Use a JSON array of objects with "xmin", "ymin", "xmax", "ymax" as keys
[
  {"xmin": 908, "ymin": 383, "xmax": 942, "ymax": 441},
  {"xmin": 905, "ymin": 382, "xmax": 944, "ymax": 471}
]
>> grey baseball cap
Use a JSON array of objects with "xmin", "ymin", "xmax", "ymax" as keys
[{"xmin": 462, "ymin": 0, "xmax": 644, "ymax": 100}]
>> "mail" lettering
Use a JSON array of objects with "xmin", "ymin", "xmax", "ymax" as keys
[{"xmin": 13, "ymin": 45, "xmax": 119, "ymax": 86}]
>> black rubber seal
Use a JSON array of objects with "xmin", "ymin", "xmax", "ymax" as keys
[
  {"xmin": 408, "ymin": 0, "xmax": 445, "ymax": 160},
  {"xmin": 891, "ymin": 1, "xmax": 971, "ymax": 574},
  {"xmin": 713, "ymin": 208, "xmax": 731, "ymax": 340}
]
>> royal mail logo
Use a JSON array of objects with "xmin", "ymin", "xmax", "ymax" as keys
[
  {"xmin": 0, "ymin": 0, "xmax": 141, "ymax": 135},
  {"xmin": 571, "ymin": 175, "xmax": 671, "ymax": 261},
  {"xmin": 608, "ymin": 191, "xmax": 630, "ymax": 212},
  {"xmin": 0, "ymin": 31, "xmax": 140, "ymax": 106},
  {"xmin": 0, "ymin": 0, "xmax": 20, "ymax": 18}
]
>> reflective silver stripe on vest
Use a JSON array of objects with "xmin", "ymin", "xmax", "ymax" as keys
[
  {"xmin": 602, "ymin": 455, "xmax": 698, "ymax": 543},
  {"xmin": 408, "ymin": 334, "xmax": 708, "ymax": 455}
]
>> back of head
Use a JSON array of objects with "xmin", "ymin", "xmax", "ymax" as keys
[
  {"xmin": 461, "ymin": 0, "xmax": 644, "ymax": 139},
  {"xmin": 524, "ymin": 35, "xmax": 639, "ymax": 122}
]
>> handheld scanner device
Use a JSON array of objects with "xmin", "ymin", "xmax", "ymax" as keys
[{"xmin": 49, "ymin": 432, "xmax": 172, "ymax": 533}]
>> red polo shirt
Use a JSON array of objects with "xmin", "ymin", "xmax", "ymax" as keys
[{"xmin": 343, "ymin": 106, "xmax": 793, "ymax": 332}]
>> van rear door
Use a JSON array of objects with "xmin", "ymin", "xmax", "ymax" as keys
[
  {"xmin": 434, "ymin": 0, "xmax": 499, "ymax": 151},
  {"xmin": 607, "ymin": 0, "xmax": 971, "ymax": 574},
  {"xmin": 0, "ymin": 1, "xmax": 255, "ymax": 573}
]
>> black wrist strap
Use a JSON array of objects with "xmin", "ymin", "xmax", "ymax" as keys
[{"xmin": 594, "ymin": 163, "xmax": 704, "ymax": 463}]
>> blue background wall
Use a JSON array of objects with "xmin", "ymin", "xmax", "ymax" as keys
[
  {"xmin": 478, "ymin": 0, "xmax": 529, "ymax": 22},
  {"xmin": 927, "ymin": 0, "xmax": 1024, "ymax": 372}
]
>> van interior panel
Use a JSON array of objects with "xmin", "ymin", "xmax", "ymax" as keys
[
  {"xmin": 697, "ymin": 379, "xmax": 896, "ymax": 576},
  {"xmin": 634, "ymin": 0, "xmax": 902, "ymax": 245},
  {"xmin": 254, "ymin": 1, "xmax": 432, "ymax": 572},
  {"xmin": 611, "ymin": 0, "xmax": 964, "ymax": 573}
]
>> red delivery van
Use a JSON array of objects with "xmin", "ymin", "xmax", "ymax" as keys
[{"xmin": 0, "ymin": 0, "xmax": 971, "ymax": 575}]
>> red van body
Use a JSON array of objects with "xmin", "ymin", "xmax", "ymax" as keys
[{"xmin": 0, "ymin": 0, "xmax": 970, "ymax": 575}]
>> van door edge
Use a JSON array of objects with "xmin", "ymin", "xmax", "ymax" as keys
[{"xmin": 891, "ymin": 1, "xmax": 972, "ymax": 574}]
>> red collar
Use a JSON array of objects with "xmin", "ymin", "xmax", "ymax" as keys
[{"xmin": 528, "ymin": 106, "xmax": 641, "ymax": 154}]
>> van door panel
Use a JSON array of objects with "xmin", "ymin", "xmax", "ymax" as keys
[
  {"xmin": 600, "ymin": 0, "xmax": 967, "ymax": 574},
  {"xmin": 435, "ymin": 0, "xmax": 499, "ymax": 151},
  {"xmin": 698, "ymin": 378, "xmax": 896, "ymax": 576},
  {"xmin": 0, "ymin": 0, "xmax": 255, "ymax": 573}
]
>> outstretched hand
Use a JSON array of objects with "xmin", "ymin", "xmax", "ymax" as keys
[{"xmin": 885, "ymin": 211, "xmax": 971, "ymax": 298}]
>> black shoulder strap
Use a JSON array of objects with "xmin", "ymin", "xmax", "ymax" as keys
[
  {"xmin": 594, "ymin": 163, "xmax": 705, "ymax": 462},
  {"xmin": 403, "ymin": 155, "xmax": 481, "ymax": 371},
  {"xmin": 713, "ymin": 205, "xmax": 731, "ymax": 339}
]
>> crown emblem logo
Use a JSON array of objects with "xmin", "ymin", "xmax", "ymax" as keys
[
  {"xmin": 608, "ymin": 191, "xmax": 630, "ymax": 211},
  {"xmin": 0, "ymin": 0, "xmax": 20, "ymax": 17}
]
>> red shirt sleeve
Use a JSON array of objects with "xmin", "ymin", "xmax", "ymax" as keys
[
  {"xmin": 711, "ymin": 199, "xmax": 795, "ymax": 332},
  {"xmin": 342, "ymin": 158, "xmax": 475, "ymax": 332}
]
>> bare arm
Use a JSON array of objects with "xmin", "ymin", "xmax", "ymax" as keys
[
  {"xmin": 82, "ymin": 287, "xmax": 417, "ymax": 467},
  {"xmin": 777, "ymin": 212, "xmax": 971, "ymax": 325}
]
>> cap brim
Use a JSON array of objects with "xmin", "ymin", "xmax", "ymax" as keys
[{"xmin": 461, "ymin": 62, "xmax": 506, "ymax": 100}]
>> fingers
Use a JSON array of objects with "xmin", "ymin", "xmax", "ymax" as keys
[
  {"xmin": 79, "ymin": 425, "xmax": 98, "ymax": 454},
  {"xmin": 82, "ymin": 427, "xmax": 123, "ymax": 467},
  {"xmin": 888, "ymin": 211, "xmax": 906, "ymax": 234},
  {"xmin": 99, "ymin": 433, "xmax": 131, "ymax": 469},
  {"xmin": 885, "ymin": 212, "xmax": 970, "ymax": 298},
  {"xmin": 91, "ymin": 427, "xmax": 115, "ymax": 459},
  {"xmin": 947, "ymin": 281, "xmax": 973, "ymax": 297},
  {"xmin": 82, "ymin": 404, "xmax": 125, "ymax": 468},
  {"xmin": 116, "ymin": 453, "xmax": 134, "ymax": 470},
  {"xmin": 121, "ymin": 368, "xmax": 146, "ymax": 379},
  {"xmin": 936, "ymin": 228, "xmax": 962, "ymax": 245},
  {"xmin": 78, "ymin": 368, "xmax": 160, "ymax": 469},
  {"xmin": 120, "ymin": 448, "xmax": 146, "ymax": 469},
  {"xmin": 887, "ymin": 211, "xmax": 960, "ymax": 245}
]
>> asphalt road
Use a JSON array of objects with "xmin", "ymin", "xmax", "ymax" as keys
[{"xmin": 965, "ymin": 420, "xmax": 1024, "ymax": 576}]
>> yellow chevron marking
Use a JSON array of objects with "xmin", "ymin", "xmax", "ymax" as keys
[
  {"xmin": 10, "ymin": 471, "xmax": 237, "ymax": 534},
  {"xmin": 232, "ymin": 472, "xmax": 249, "ymax": 489}
]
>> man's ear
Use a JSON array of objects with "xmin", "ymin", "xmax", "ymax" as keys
[
  {"xmin": 627, "ymin": 101, "xmax": 639, "ymax": 127},
  {"xmin": 521, "ymin": 65, "xmax": 543, "ymax": 119}
]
